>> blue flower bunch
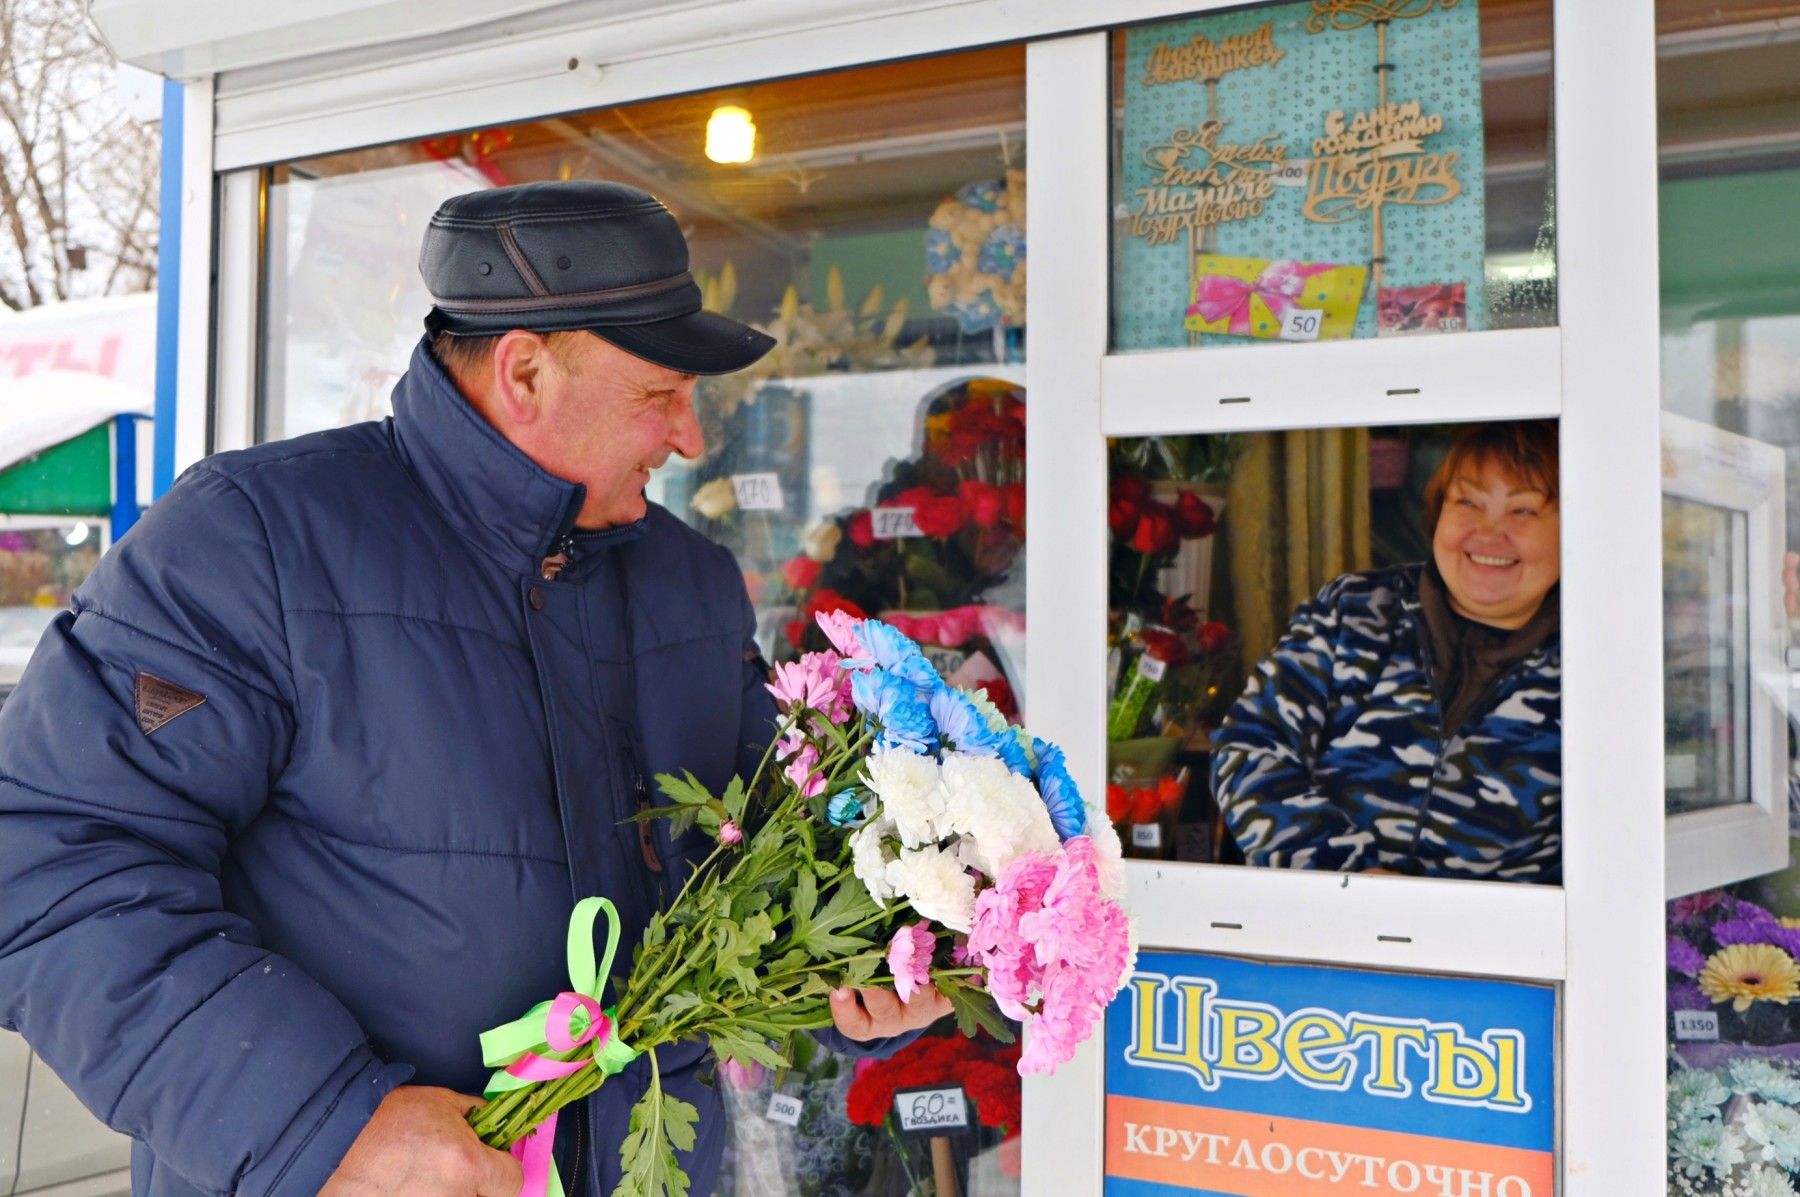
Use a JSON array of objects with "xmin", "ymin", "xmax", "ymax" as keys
[{"xmin": 839, "ymin": 617, "xmax": 1091, "ymax": 845}]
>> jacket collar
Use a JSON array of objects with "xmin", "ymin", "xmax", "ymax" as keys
[{"xmin": 389, "ymin": 337, "xmax": 644, "ymax": 576}]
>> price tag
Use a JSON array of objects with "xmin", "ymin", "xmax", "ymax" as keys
[
  {"xmin": 1278, "ymin": 306, "xmax": 1325, "ymax": 342},
  {"xmin": 1673, "ymin": 1010, "xmax": 1719, "ymax": 1042},
  {"xmin": 871, "ymin": 506, "xmax": 923, "ymax": 539},
  {"xmin": 1137, "ymin": 654, "xmax": 1168, "ymax": 683},
  {"xmin": 1132, "ymin": 823, "xmax": 1163, "ymax": 850},
  {"xmin": 730, "ymin": 472, "xmax": 785, "ymax": 512},
  {"xmin": 1122, "ymin": 612, "xmax": 1144, "ymax": 637},
  {"xmin": 921, "ymin": 645, "xmax": 969, "ymax": 677},
  {"xmin": 766, "ymin": 1092, "xmax": 804, "ymax": 1126},
  {"xmin": 1270, "ymin": 159, "xmax": 1309, "ymax": 187},
  {"xmin": 894, "ymin": 1086, "xmax": 970, "ymax": 1135}
]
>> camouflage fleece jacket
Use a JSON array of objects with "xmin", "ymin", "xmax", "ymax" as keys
[{"xmin": 1211, "ymin": 564, "xmax": 1561, "ymax": 883}]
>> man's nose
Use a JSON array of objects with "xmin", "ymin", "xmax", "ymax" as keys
[{"xmin": 667, "ymin": 393, "xmax": 705, "ymax": 460}]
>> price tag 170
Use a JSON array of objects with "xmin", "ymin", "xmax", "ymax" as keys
[
  {"xmin": 1279, "ymin": 306, "xmax": 1325, "ymax": 342},
  {"xmin": 871, "ymin": 506, "xmax": 923, "ymax": 539},
  {"xmin": 893, "ymin": 1086, "xmax": 969, "ymax": 1136},
  {"xmin": 765, "ymin": 1092, "xmax": 803, "ymax": 1126},
  {"xmin": 730, "ymin": 472, "xmax": 785, "ymax": 512},
  {"xmin": 1673, "ymin": 1010, "xmax": 1720, "ymax": 1042}
]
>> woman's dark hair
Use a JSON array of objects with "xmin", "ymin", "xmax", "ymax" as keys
[{"xmin": 1422, "ymin": 420, "xmax": 1559, "ymax": 537}]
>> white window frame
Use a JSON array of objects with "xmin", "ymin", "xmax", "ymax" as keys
[
  {"xmin": 1662, "ymin": 412, "xmax": 1791, "ymax": 898},
  {"xmin": 195, "ymin": 1, "xmax": 1672, "ymax": 1191}
]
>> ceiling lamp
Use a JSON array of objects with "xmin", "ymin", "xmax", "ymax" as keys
[{"xmin": 705, "ymin": 104, "xmax": 756, "ymax": 164}]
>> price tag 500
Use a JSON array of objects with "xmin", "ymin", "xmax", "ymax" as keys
[{"xmin": 765, "ymin": 1093, "xmax": 803, "ymax": 1126}]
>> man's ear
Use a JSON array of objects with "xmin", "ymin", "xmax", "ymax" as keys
[{"xmin": 490, "ymin": 330, "xmax": 554, "ymax": 426}]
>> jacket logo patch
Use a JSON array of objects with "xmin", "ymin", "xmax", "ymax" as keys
[{"xmin": 135, "ymin": 673, "xmax": 206, "ymax": 735}]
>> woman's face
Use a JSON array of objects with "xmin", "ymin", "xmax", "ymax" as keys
[{"xmin": 1431, "ymin": 458, "xmax": 1561, "ymax": 629}]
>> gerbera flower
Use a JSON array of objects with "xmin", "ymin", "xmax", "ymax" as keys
[{"xmin": 1698, "ymin": 943, "xmax": 1800, "ymax": 1012}]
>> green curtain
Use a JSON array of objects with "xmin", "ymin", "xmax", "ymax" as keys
[{"xmin": 1223, "ymin": 428, "xmax": 1371, "ymax": 670}]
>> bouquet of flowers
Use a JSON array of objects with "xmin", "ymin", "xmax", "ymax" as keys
[
  {"xmin": 845, "ymin": 1032, "xmax": 1023, "ymax": 1192},
  {"xmin": 466, "ymin": 611, "xmax": 1133, "ymax": 1197},
  {"xmin": 1668, "ymin": 1056, "xmax": 1800, "ymax": 1195},
  {"xmin": 1669, "ymin": 891, "xmax": 1800, "ymax": 1045}
]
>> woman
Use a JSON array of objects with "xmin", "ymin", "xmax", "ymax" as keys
[{"xmin": 1211, "ymin": 421, "xmax": 1562, "ymax": 883}]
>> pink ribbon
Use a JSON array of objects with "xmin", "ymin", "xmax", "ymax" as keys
[
  {"xmin": 503, "ymin": 993, "xmax": 611, "ymax": 1084},
  {"xmin": 1189, "ymin": 260, "xmax": 1334, "ymax": 336},
  {"xmin": 512, "ymin": 1112, "xmax": 561, "ymax": 1197}
]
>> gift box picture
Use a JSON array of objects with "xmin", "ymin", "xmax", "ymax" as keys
[{"xmin": 1184, "ymin": 254, "xmax": 1369, "ymax": 341}]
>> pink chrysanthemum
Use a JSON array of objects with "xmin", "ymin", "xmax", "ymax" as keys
[
  {"xmin": 968, "ymin": 837, "xmax": 1132, "ymax": 1076},
  {"xmin": 784, "ymin": 744, "xmax": 827, "ymax": 798},
  {"xmin": 816, "ymin": 609, "xmax": 866, "ymax": 661},
  {"xmin": 768, "ymin": 651, "xmax": 851, "ymax": 723},
  {"xmin": 887, "ymin": 923, "xmax": 936, "ymax": 1003},
  {"xmin": 718, "ymin": 820, "xmax": 743, "ymax": 845}
]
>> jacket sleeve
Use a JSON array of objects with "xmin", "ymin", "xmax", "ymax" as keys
[
  {"xmin": 1210, "ymin": 578, "xmax": 1372, "ymax": 872},
  {"xmin": 0, "ymin": 466, "xmax": 411, "ymax": 1197},
  {"xmin": 736, "ymin": 585, "xmax": 779, "ymax": 780}
]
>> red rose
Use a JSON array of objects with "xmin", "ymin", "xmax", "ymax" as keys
[
  {"xmin": 1130, "ymin": 501, "xmax": 1179, "ymax": 555},
  {"xmin": 1110, "ymin": 476, "xmax": 1148, "ymax": 539},
  {"xmin": 1139, "ymin": 628, "xmax": 1188, "ymax": 666},
  {"xmin": 1128, "ymin": 785, "xmax": 1163, "ymax": 825},
  {"xmin": 1002, "ymin": 483, "xmax": 1025, "ymax": 530},
  {"xmin": 783, "ymin": 618, "xmax": 807, "ymax": 649},
  {"xmin": 1157, "ymin": 775, "xmax": 1186, "ymax": 814},
  {"xmin": 847, "ymin": 509, "xmax": 874, "ymax": 548},
  {"xmin": 1197, "ymin": 620, "xmax": 1232, "ymax": 653},
  {"xmin": 893, "ymin": 485, "xmax": 935, "ymax": 511},
  {"xmin": 1174, "ymin": 490, "xmax": 1216, "ymax": 539},
  {"xmin": 805, "ymin": 589, "xmax": 866, "ymax": 621},
  {"xmin": 958, "ymin": 480, "xmax": 1005, "ymax": 529},
  {"xmin": 781, "ymin": 554, "xmax": 821, "ymax": 591},
  {"xmin": 1106, "ymin": 783, "xmax": 1130, "ymax": 824},
  {"xmin": 913, "ymin": 495, "xmax": 970, "ymax": 538}
]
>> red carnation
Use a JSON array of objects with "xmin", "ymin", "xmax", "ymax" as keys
[
  {"xmin": 958, "ymin": 480, "xmax": 1005, "ymax": 529},
  {"xmin": 914, "ymin": 495, "xmax": 970, "ymax": 539},
  {"xmin": 1130, "ymin": 502, "xmax": 1180, "ymax": 555},
  {"xmin": 1174, "ymin": 490, "xmax": 1216, "ymax": 539},
  {"xmin": 781, "ymin": 554, "xmax": 821, "ymax": 591},
  {"xmin": 848, "ymin": 509, "xmax": 875, "ymax": 548}
]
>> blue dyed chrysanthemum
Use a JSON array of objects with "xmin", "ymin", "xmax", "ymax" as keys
[
  {"xmin": 827, "ymin": 789, "xmax": 868, "ymax": 827},
  {"xmin": 929, "ymin": 687, "xmax": 1030, "ymax": 776},
  {"xmin": 850, "ymin": 668, "xmax": 939, "ymax": 755},
  {"xmin": 853, "ymin": 620, "xmax": 941, "ymax": 696},
  {"xmin": 1031, "ymin": 738, "xmax": 1087, "ymax": 841}
]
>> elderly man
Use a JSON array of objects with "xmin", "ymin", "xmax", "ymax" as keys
[{"xmin": 0, "ymin": 181, "xmax": 947, "ymax": 1197}]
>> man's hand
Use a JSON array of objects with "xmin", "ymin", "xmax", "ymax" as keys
[
  {"xmin": 829, "ymin": 985, "xmax": 953, "ymax": 1042},
  {"xmin": 321, "ymin": 1086, "xmax": 522, "ymax": 1197}
]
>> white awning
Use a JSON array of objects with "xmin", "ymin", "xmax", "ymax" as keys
[{"xmin": 0, "ymin": 371, "xmax": 153, "ymax": 474}]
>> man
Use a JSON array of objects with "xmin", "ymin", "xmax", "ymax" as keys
[{"xmin": 0, "ymin": 181, "xmax": 947, "ymax": 1197}]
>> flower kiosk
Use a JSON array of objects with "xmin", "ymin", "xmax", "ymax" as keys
[{"xmin": 100, "ymin": 0, "xmax": 1800, "ymax": 1190}]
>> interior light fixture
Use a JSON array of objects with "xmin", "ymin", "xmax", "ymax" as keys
[{"xmin": 705, "ymin": 104, "xmax": 756, "ymax": 165}]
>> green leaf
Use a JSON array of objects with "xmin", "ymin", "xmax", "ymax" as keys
[
  {"xmin": 804, "ymin": 876, "xmax": 880, "ymax": 957},
  {"xmin": 616, "ymin": 1084, "xmax": 694, "ymax": 1197},
  {"xmin": 721, "ymin": 774, "xmax": 748, "ymax": 823},
  {"xmin": 655, "ymin": 770, "xmax": 716, "ymax": 807},
  {"xmin": 942, "ymin": 977, "xmax": 1016, "ymax": 1043}
]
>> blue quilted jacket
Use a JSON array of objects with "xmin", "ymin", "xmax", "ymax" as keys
[
  {"xmin": 1211, "ymin": 565, "xmax": 1562, "ymax": 883},
  {"xmin": 0, "ymin": 340, "xmax": 791, "ymax": 1197}
]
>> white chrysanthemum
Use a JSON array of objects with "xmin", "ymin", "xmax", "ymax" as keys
[
  {"xmin": 1730, "ymin": 1057, "xmax": 1800, "ymax": 1105},
  {"xmin": 886, "ymin": 844, "xmax": 977, "ymax": 932},
  {"xmin": 850, "ymin": 816, "xmax": 898, "ymax": 904},
  {"xmin": 1084, "ymin": 801, "xmax": 1126, "ymax": 899},
  {"xmin": 937, "ymin": 752, "xmax": 1059, "ymax": 877},
  {"xmin": 863, "ymin": 748, "xmax": 948, "ymax": 848},
  {"xmin": 1673, "ymin": 1116, "xmax": 1740, "ymax": 1179},
  {"xmin": 1743, "ymin": 1101, "xmax": 1800, "ymax": 1172},
  {"xmin": 1749, "ymin": 1166, "xmax": 1800, "ymax": 1197}
]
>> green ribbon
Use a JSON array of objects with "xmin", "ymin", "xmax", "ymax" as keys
[{"xmin": 479, "ymin": 896, "xmax": 641, "ymax": 1098}]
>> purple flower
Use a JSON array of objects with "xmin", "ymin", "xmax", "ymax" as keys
[
  {"xmin": 1668, "ymin": 980, "xmax": 1709, "ymax": 1012},
  {"xmin": 1668, "ymin": 936, "xmax": 1707, "ymax": 978},
  {"xmin": 1713, "ymin": 917, "xmax": 1783, "ymax": 948}
]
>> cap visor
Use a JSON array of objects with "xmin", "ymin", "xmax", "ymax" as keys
[{"xmin": 590, "ymin": 309, "xmax": 775, "ymax": 376}]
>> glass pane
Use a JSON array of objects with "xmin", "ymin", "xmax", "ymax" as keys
[
  {"xmin": 1109, "ymin": 0, "xmax": 1555, "ymax": 353},
  {"xmin": 1659, "ymin": 3, "xmax": 1800, "ymax": 1192},
  {"xmin": 257, "ymin": 47, "xmax": 1027, "ymax": 1196},
  {"xmin": 1105, "ymin": 420, "xmax": 1562, "ymax": 884},
  {"xmin": 0, "ymin": 521, "xmax": 101, "ymax": 690}
]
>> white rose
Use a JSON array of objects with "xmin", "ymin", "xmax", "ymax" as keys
[
  {"xmin": 690, "ymin": 477, "xmax": 738, "ymax": 519},
  {"xmin": 851, "ymin": 816, "xmax": 898, "ymax": 904},
  {"xmin": 937, "ymin": 752, "xmax": 1059, "ymax": 877},
  {"xmin": 887, "ymin": 844, "xmax": 977, "ymax": 933},
  {"xmin": 803, "ymin": 522, "xmax": 843, "ymax": 563},
  {"xmin": 863, "ymin": 748, "xmax": 948, "ymax": 849}
]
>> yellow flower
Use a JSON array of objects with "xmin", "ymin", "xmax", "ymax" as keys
[
  {"xmin": 1699, "ymin": 943, "xmax": 1800, "ymax": 1013},
  {"xmin": 1780, "ymin": 917, "xmax": 1800, "ymax": 930}
]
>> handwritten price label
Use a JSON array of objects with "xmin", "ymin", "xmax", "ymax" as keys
[
  {"xmin": 894, "ymin": 1086, "xmax": 969, "ymax": 1135},
  {"xmin": 1673, "ymin": 1011, "xmax": 1719, "ymax": 1042},
  {"xmin": 870, "ymin": 506, "xmax": 923, "ymax": 539},
  {"xmin": 1279, "ymin": 306, "xmax": 1324, "ymax": 342},
  {"xmin": 730, "ymin": 473, "xmax": 785, "ymax": 512},
  {"xmin": 766, "ymin": 1093, "xmax": 803, "ymax": 1126}
]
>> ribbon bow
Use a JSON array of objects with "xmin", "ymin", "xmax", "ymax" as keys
[
  {"xmin": 479, "ymin": 897, "xmax": 641, "ymax": 1197},
  {"xmin": 1188, "ymin": 260, "xmax": 1334, "ymax": 336}
]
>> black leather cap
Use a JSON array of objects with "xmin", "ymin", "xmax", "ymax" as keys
[{"xmin": 419, "ymin": 181, "xmax": 774, "ymax": 375}]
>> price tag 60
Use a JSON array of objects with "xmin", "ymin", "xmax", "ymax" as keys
[
  {"xmin": 730, "ymin": 473, "xmax": 785, "ymax": 512},
  {"xmin": 871, "ymin": 506, "xmax": 923, "ymax": 539},
  {"xmin": 1673, "ymin": 1010, "xmax": 1719, "ymax": 1041},
  {"xmin": 766, "ymin": 1093, "xmax": 803, "ymax": 1126},
  {"xmin": 894, "ymin": 1086, "xmax": 969, "ymax": 1135},
  {"xmin": 1279, "ymin": 306, "xmax": 1325, "ymax": 342}
]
